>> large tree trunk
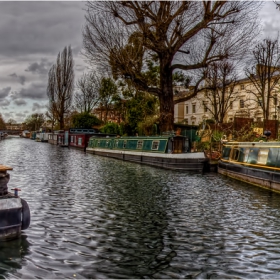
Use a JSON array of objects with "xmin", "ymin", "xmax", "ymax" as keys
[
  {"xmin": 59, "ymin": 113, "xmax": 64, "ymax": 130},
  {"xmin": 159, "ymin": 59, "xmax": 174, "ymax": 133}
]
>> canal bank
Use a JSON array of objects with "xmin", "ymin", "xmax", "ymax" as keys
[{"xmin": 1, "ymin": 138, "xmax": 280, "ymax": 278}]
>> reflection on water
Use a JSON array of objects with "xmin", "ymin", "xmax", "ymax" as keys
[
  {"xmin": 0, "ymin": 235, "xmax": 30, "ymax": 278},
  {"xmin": 1, "ymin": 138, "xmax": 280, "ymax": 278}
]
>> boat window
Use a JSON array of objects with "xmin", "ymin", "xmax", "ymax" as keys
[
  {"xmin": 115, "ymin": 140, "xmax": 119, "ymax": 148},
  {"xmin": 71, "ymin": 136, "xmax": 73, "ymax": 143},
  {"xmin": 257, "ymin": 148, "xmax": 269, "ymax": 165},
  {"xmin": 105, "ymin": 140, "xmax": 109, "ymax": 147},
  {"xmin": 230, "ymin": 148, "xmax": 239, "ymax": 161},
  {"xmin": 243, "ymin": 148, "xmax": 250, "ymax": 162},
  {"xmin": 222, "ymin": 147, "xmax": 231, "ymax": 160},
  {"xmin": 137, "ymin": 140, "xmax": 143, "ymax": 149},
  {"xmin": 152, "ymin": 140, "xmax": 160, "ymax": 150},
  {"xmin": 97, "ymin": 140, "xmax": 100, "ymax": 146},
  {"xmin": 78, "ymin": 138, "xmax": 82, "ymax": 145},
  {"xmin": 123, "ymin": 140, "xmax": 127, "ymax": 148}
]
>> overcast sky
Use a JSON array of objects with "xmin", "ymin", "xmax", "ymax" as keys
[{"xmin": 0, "ymin": 1, "xmax": 279, "ymax": 123}]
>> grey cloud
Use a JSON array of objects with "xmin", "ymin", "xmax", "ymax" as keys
[
  {"xmin": 9, "ymin": 73, "xmax": 26, "ymax": 85},
  {"xmin": 32, "ymin": 102, "xmax": 47, "ymax": 111},
  {"xmin": 3, "ymin": 112, "xmax": 13, "ymax": 120},
  {"xmin": 13, "ymin": 99, "xmax": 27, "ymax": 106},
  {"xmin": 25, "ymin": 59, "xmax": 52, "ymax": 75},
  {"xmin": 0, "ymin": 87, "xmax": 11, "ymax": 99},
  {"xmin": 0, "ymin": 2, "xmax": 85, "ymax": 57},
  {"xmin": 15, "ymin": 112, "xmax": 27, "ymax": 118},
  {"xmin": 0, "ymin": 99, "xmax": 11, "ymax": 107},
  {"xmin": 17, "ymin": 82, "xmax": 48, "ymax": 100},
  {"xmin": 75, "ymin": 64, "xmax": 86, "ymax": 72}
]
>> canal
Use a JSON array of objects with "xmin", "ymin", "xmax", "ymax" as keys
[{"xmin": 1, "ymin": 137, "xmax": 280, "ymax": 279}]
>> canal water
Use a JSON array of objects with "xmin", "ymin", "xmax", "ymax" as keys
[{"xmin": 1, "ymin": 138, "xmax": 280, "ymax": 279}]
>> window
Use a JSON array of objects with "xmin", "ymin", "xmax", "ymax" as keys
[
  {"xmin": 230, "ymin": 101, "xmax": 233, "ymax": 109},
  {"xmin": 137, "ymin": 140, "xmax": 143, "ymax": 149},
  {"xmin": 258, "ymin": 100, "xmax": 263, "ymax": 107},
  {"xmin": 97, "ymin": 140, "xmax": 100, "ymax": 146},
  {"xmin": 71, "ymin": 136, "xmax": 73, "ymax": 143},
  {"xmin": 152, "ymin": 140, "xmax": 159, "ymax": 150},
  {"xmin": 186, "ymin": 105, "xmax": 188, "ymax": 114},
  {"xmin": 240, "ymin": 85, "xmax": 244, "ymax": 90},
  {"xmin": 257, "ymin": 148, "xmax": 269, "ymax": 165},
  {"xmin": 274, "ymin": 97, "xmax": 278, "ymax": 106},
  {"xmin": 231, "ymin": 148, "xmax": 240, "ymax": 161},
  {"xmin": 192, "ymin": 104, "xmax": 196, "ymax": 113},
  {"xmin": 203, "ymin": 101, "xmax": 208, "ymax": 112},
  {"xmin": 115, "ymin": 140, "xmax": 119, "ymax": 148},
  {"xmin": 78, "ymin": 138, "xmax": 82, "ymax": 145},
  {"xmin": 105, "ymin": 140, "xmax": 109, "ymax": 147},
  {"xmin": 243, "ymin": 148, "xmax": 250, "ymax": 163},
  {"xmin": 240, "ymin": 99, "xmax": 245, "ymax": 108},
  {"xmin": 229, "ymin": 117, "xmax": 233, "ymax": 122}
]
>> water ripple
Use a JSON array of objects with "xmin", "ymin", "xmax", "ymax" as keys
[{"xmin": 1, "ymin": 138, "xmax": 280, "ymax": 278}]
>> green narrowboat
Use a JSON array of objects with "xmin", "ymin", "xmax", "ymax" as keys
[
  {"xmin": 86, "ymin": 135, "xmax": 209, "ymax": 172},
  {"xmin": 219, "ymin": 141, "xmax": 280, "ymax": 193}
]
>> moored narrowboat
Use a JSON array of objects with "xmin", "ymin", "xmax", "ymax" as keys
[
  {"xmin": 86, "ymin": 135, "xmax": 209, "ymax": 172},
  {"xmin": 218, "ymin": 141, "xmax": 280, "ymax": 193},
  {"xmin": 69, "ymin": 128, "xmax": 115, "ymax": 151},
  {"xmin": 48, "ymin": 130, "xmax": 64, "ymax": 145},
  {"xmin": 0, "ymin": 165, "xmax": 30, "ymax": 241}
]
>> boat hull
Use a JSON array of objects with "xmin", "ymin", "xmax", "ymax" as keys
[
  {"xmin": 0, "ymin": 197, "xmax": 23, "ymax": 241},
  {"xmin": 87, "ymin": 148, "xmax": 208, "ymax": 172},
  {"xmin": 218, "ymin": 160, "xmax": 280, "ymax": 193}
]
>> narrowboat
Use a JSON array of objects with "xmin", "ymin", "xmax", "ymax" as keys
[
  {"xmin": 69, "ymin": 128, "xmax": 115, "ymax": 151},
  {"xmin": 218, "ymin": 141, "xmax": 280, "ymax": 193},
  {"xmin": 30, "ymin": 131, "xmax": 37, "ymax": 140},
  {"xmin": 0, "ymin": 165, "xmax": 30, "ymax": 241},
  {"xmin": 20, "ymin": 130, "xmax": 30, "ymax": 138},
  {"xmin": 35, "ymin": 132, "xmax": 50, "ymax": 142},
  {"xmin": 48, "ymin": 130, "xmax": 64, "ymax": 145},
  {"xmin": 86, "ymin": 135, "xmax": 209, "ymax": 172}
]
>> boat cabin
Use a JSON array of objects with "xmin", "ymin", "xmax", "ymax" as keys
[
  {"xmin": 221, "ymin": 142, "xmax": 280, "ymax": 169},
  {"xmin": 88, "ymin": 135, "xmax": 190, "ymax": 154}
]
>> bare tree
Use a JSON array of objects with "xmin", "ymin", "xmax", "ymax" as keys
[
  {"xmin": 47, "ymin": 46, "xmax": 74, "ymax": 130},
  {"xmin": 83, "ymin": 1, "xmax": 260, "ymax": 132},
  {"xmin": 201, "ymin": 61, "xmax": 240, "ymax": 123},
  {"xmin": 75, "ymin": 72, "xmax": 101, "ymax": 113},
  {"xmin": 99, "ymin": 77, "xmax": 118, "ymax": 123},
  {"xmin": 245, "ymin": 38, "xmax": 280, "ymax": 121}
]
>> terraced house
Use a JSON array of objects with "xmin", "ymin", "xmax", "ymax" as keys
[{"xmin": 174, "ymin": 73, "xmax": 280, "ymax": 127}]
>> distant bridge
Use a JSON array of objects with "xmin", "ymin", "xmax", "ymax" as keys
[{"xmin": 3, "ymin": 130, "xmax": 21, "ymax": 135}]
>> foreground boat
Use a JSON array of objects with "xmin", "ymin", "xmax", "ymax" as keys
[
  {"xmin": 218, "ymin": 141, "xmax": 280, "ymax": 193},
  {"xmin": 0, "ymin": 165, "xmax": 30, "ymax": 241},
  {"xmin": 86, "ymin": 135, "xmax": 209, "ymax": 172}
]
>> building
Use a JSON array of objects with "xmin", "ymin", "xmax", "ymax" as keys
[
  {"xmin": 174, "ymin": 76, "xmax": 280, "ymax": 126},
  {"xmin": 5, "ymin": 123, "xmax": 25, "ymax": 131}
]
